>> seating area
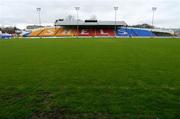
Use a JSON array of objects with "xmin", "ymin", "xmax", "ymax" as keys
[
  {"xmin": 39, "ymin": 28, "xmax": 59, "ymax": 37},
  {"xmin": 0, "ymin": 33, "xmax": 12, "ymax": 39},
  {"xmin": 29, "ymin": 27, "xmax": 156, "ymax": 37},
  {"xmin": 133, "ymin": 29, "xmax": 155, "ymax": 36},
  {"xmin": 56, "ymin": 28, "xmax": 76, "ymax": 37},
  {"xmin": 29, "ymin": 28, "xmax": 45, "ymax": 37},
  {"xmin": 78, "ymin": 29, "xmax": 95, "ymax": 36},
  {"xmin": 96, "ymin": 28, "xmax": 115, "ymax": 36},
  {"xmin": 117, "ymin": 28, "xmax": 155, "ymax": 37},
  {"xmin": 29, "ymin": 28, "xmax": 115, "ymax": 37},
  {"xmin": 78, "ymin": 28, "xmax": 115, "ymax": 36}
]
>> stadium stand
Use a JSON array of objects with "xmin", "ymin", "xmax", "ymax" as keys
[
  {"xmin": 53, "ymin": 20, "xmax": 126, "ymax": 37},
  {"xmin": 96, "ymin": 28, "xmax": 115, "ymax": 36},
  {"xmin": 29, "ymin": 27, "xmax": 156, "ymax": 37},
  {"xmin": 26, "ymin": 20, "xmax": 176, "ymax": 37},
  {"xmin": 39, "ymin": 28, "xmax": 59, "ymax": 37},
  {"xmin": 1, "ymin": 33, "xmax": 12, "ymax": 39},
  {"xmin": 133, "ymin": 29, "xmax": 155, "ymax": 36},
  {"xmin": 29, "ymin": 28, "xmax": 45, "ymax": 37},
  {"xmin": 117, "ymin": 27, "xmax": 155, "ymax": 37},
  {"xmin": 78, "ymin": 29, "xmax": 95, "ymax": 36},
  {"xmin": 29, "ymin": 28, "xmax": 76, "ymax": 37},
  {"xmin": 21, "ymin": 31, "xmax": 31, "ymax": 37},
  {"xmin": 55, "ymin": 28, "xmax": 76, "ymax": 37},
  {"xmin": 77, "ymin": 28, "xmax": 115, "ymax": 37},
  {"xmin": 116, "ymin": 28, "xmax": 129, "ymax": 36}
]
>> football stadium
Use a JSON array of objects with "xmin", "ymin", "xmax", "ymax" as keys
[
  {"xmin": 0, "ymin": 0, "xmax": 180, "ymax": 119},
  {"xmin": 25, "ymin": 20, "xmax": 174, "ymax": 38}
]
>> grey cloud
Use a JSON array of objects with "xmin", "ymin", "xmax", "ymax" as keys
[{"xmin": 0, "ymin": 0, "xmax": 179, "ymax": 28}]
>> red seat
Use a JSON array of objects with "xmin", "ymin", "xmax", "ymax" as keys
[
  {"xmin": 96, "ymin": 29, "xmax": 115, "ymax": 36},
  {"xmin": 78, "ymin": 28, "xmax": 115, "ymax": 37},
  {"xmin": 78, "ymin": 29, "xmax": 95, "ymax": 36}
]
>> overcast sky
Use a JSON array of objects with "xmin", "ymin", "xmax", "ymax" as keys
[{"xmin": 0, "ymin": 0, "xmax": 180, "ymax": 28}]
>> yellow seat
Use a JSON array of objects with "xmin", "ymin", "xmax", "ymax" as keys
[
  {"xmin": 55, "ymin": 28, "xmax": 76, "ymax": 36},
  {"xmin": 39, "ymin": 28, "xmax": 59, "ymax": 37},
  {"xmin": 29, "ymin": 28, "xmax": 45, "ymax": 37}
]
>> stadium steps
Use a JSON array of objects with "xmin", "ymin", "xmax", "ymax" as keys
[
  {"xmin": 29, "ymin": 28, "xmax": 45, "ymax": 37},
  {"xmin": 36, "ymin": 29, "xmax": 46, "ymax": 37},
  {"xmin": 39, "ymin": 28, "xmax": 59, "ymax": 37},
  {"xmin": 54, "ymin": 28, "xmax": 61, "ymax": 36},
  {"xmin": 55, "ymin": 28, "xmax": 75, "ymax": 37}
]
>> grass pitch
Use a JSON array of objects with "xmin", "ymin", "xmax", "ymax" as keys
[{"xmin": 0, "ymin": 38, "xmax": 180, "ymax": 119}]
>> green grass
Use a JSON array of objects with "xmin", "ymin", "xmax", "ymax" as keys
[{"xmin": 0, "ymin": 38, "xmax": 180, "ymax": 119}]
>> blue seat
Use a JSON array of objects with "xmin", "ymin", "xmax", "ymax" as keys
[
  {"xmin": 2, "ymin": 34, "xmax": 12, "ymax": 39},
  {"xmin": 133, "ymin": 29, "xmax": 155, "ymax": 36},
  {"xmin": 116, "ymin": 28, "xmax": 129, "ymax": 36},
  {"xmin": 116, "ymin": 28, "xmax": 155, "ymax": 37}
]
